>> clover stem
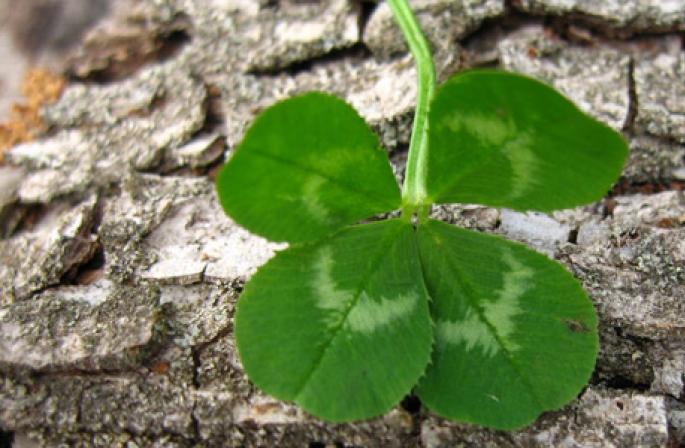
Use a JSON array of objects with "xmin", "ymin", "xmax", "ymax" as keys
[{"xmin": 387, "ymin": 0, "xmax": 436, "ymax": 217}]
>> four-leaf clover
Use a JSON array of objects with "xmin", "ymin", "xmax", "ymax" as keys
[{"xmin": 215, "ymin": 70, "xmax": 626, "ymax": 429}]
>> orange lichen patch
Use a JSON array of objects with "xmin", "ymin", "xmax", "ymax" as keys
[
  {"xmin": 22, "ymin": 68, "xmax": 66, "ymax": 104},
  {"xmin": 0, "ymin": 68, "xmax": 66, "ymax": 162},
  {"xmin": 150, "ymin": 361, "xmax": 170, "ymax": 375}
]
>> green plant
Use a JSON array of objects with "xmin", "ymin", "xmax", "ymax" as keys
[{"xmin": 215, "ymin": 0, "xmax": 627, "ymax": 430}]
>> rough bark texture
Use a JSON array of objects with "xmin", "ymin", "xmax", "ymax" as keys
[{"xmin": 1, "ymin": 0, "xmax": 684, "ymax": 446}]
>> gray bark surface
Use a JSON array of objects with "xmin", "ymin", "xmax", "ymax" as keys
[{"xmin": 1, "ymin": 0, "xmax": 684, "ymax": 446}]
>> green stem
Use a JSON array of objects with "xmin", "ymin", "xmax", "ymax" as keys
[{"xmin": 387, "ymin": 0, "xmax": 436, "ymax": 216}]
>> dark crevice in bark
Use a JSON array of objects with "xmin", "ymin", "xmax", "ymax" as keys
[
  {"xmin": 603, "ymin": 375, "xmax": 651, "ymax": 392},
  {"xmin": 190, "ymin": 323, "xmax": 235, "ymax": 391},
  {"xmin": 610, "ymin": 179, "xmax": 685, "ymax": 196},
  {"xmin": 186, "ymin": 323, "xmax": 235, "ymax": 443},
  {"xmin": 193, "ymin": 325, "xmax": 234, "ymax": 361},
  {"xmin": 142, "ymin": 82, "xmax": 227, "ymax": 179},
  {"xmin": 61, "ymin": 242, "xmax": 106, "ymax": 285},
  {"xmin": 248, "ymin": 43, "xmax": 371, "ymax": 77},
  {"xmin": 190, "ymin": 347, "xmax": 202, "ymax": 390},
  {"xmin": 74, "ymin": 387, "xmax": 86, "ymax": 434},
  {"xmin": 401, "ymin": 394, "xmax": 424, "ymax": 442},
  {"xmin": 0, "ymin": 429, "xmax": 13, "ymax": 448},
  {"xmin": 8, "ymin": 203, "xmax": 49, "ymax": 237},
  {"xmin": 67, "ymin": 17, "xmax": 193, "ymax": 84},
  {"xmin": 61, "ymin": 197, "xmax": 106, "ymax": 286},
  {"xmin": 190, "ymin": 401, "xmax": 202, "ymax": 444},
  {"xmin": 400, "ymin": 394, "xmax": 422, "ymax": 415},
  {"xmin": 356, "ymin": 0, "xmax": 378, "ymax": 39},
  {"xmin": 462, "ymin": 5, "xmax": 685, "ymax": 79},
  {"xmin": 460, "ymin": 8, "xmax": 540, "ymax": 68},
  {"xmin": 623, "ymin": 57, "xmax": 638, "ymax": 132},
  {"xmin": 200, "ymin": 83, "xmax": 227, "ymax": 135},
  {"xmin": 505, "ymin": 0, "xmax": 609, "ymax": 43},
  {"xmin": 7, "ymin": 190, "xmax": 102, "ymax": 239},
  {"xmin": 508, "ymin": 0, "xmax": 685, "ymax": 39},
  {"xmin": 307, "ymin": 440, "xmax": 350, "ymax": 448},
  {"xmin": 308, "ymin": 442, "xmax": 349, "ymax": 448}
]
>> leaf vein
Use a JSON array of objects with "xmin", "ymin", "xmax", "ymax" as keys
[
  {"xmin": 436, "ymin": 239, "xmax": 545, "ymax": 409},
  {"xmin": 292, "ymin": 224, "xmax": 404, "ymax": 401},
  {"xmin": 247, "ymin": 149, "xmax": 398, "ymax": 209}
]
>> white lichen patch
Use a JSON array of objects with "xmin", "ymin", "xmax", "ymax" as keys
[
  {"xmin": 232, "ymin": 395, "xmax": 302, "ymax": 425},
  {"xmin": 346, "ymin": 292, "xmax": 417, "ymax": 334},
  {"xmin": 437, "ymin": 250, "xmax": 533, "ymax": 357},
  {"xmin": 57, "ymin": 280, "xmax": 113, "ymax": 307},
  {"xmin": 275, "ymin": 21, "xmax": 328, "ymax": 44},
  {"xmin": 142, "ymin": 244, "xmax": 207, "ymax": 284}
]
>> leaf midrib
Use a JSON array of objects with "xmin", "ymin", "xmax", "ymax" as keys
[
  {"xmin": 247, "ymin": 148, "xmax": 400, "ymax": 210},
  {"xmin": 430, "ymin": 139, "xmax": 511, "ymax": 203},
  {"xmin": 292, "ymin": 223, "xmax": 404, "ymax": 401},
  {"xmin": 422, "ymin": 228, "xmax": 545, "ymax": 410}
]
